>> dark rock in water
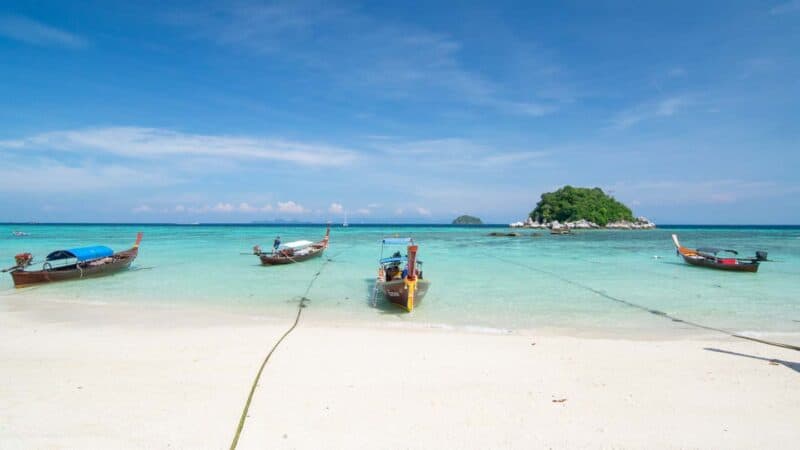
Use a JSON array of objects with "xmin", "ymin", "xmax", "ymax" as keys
[{"xmin": 488, "ymin": 232, "xmax": 520, "ymax": 237}]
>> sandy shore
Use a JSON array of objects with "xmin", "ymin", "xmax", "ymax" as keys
[{"xmin": 1, "ymin": 299, "xmax": 798, "ymax": 449}]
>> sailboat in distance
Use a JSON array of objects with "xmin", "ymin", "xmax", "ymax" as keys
[{"xmin": 343, "ymin": 211, "xmax": 349, "ymax": 227}]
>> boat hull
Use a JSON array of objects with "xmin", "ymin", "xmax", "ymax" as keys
[
  {"xmin": 380, "ymin": 279, "xmax": 431, "ymax": 312},
  {"xmin": 680, "ymin": 255, "xmax": 759, "ymax": 272},
  {"xmin": 10, "ymin": 250, "xmax": 138, "ymax": 288},
  {"xmin": 258, "ymin": 246, "xmax": 326, "ymax": 265}
]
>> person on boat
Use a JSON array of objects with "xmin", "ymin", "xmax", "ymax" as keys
[
  {"xmin": 273, "ymin": 236, "xmax": 281, "ymax": 254},
  {"xmin": 385, "ymin": 265, "xmax": 400, "ymax": 280}
]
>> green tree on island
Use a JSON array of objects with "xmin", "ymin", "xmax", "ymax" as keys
[
  {"xmin": 452, "ymin": 215, "xmax": 483, "ymax": 225},
  {"xmin": 529, "ymin": 186, "xmax": 634, "ymax": 226}
]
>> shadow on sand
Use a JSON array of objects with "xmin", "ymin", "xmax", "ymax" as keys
[
  {"xmin": 704, "ymin": 348, "xmax": 800, "ymax": 374},
  {"xmin": 363, "ymin": 278, "xmax": 408, "ymax": 315}
]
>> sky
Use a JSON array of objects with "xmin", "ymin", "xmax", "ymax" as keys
[{"xmin": 0, "ymin": 0, "xmax": 798, "ymax": 224}]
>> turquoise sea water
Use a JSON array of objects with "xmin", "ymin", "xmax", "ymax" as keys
[{"xmin": 1, "ymin": 224, "xmax": 799, "ymax": 337}]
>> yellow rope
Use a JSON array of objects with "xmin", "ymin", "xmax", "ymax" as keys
[{"xmin": 229, "ymin": 251, "xmax": 339, "ymax": 450}]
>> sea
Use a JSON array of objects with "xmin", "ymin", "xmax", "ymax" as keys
[{"xmin": 1, "ymin": 224, "xmax": 799, "ymax": 339}]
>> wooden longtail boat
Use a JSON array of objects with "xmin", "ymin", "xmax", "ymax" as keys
[
  {"xmin": 254, "ymin": 226, "xmax": 330, "ymax": 265},
  {"xmin": 4, "ymin": 233, "xmax": 143, "ymax": 288},
  {"xmin": 373, "ymin": 238, "xmax": 430, "ymax": 312},
  {"xmin": 671, "ymin": 234, "xmax": 766, "ymax": 273}
]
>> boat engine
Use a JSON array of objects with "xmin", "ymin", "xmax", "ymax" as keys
[
  {"xmin": 253, "ymin": 245, "xmax": 261, "ymax": 255},
  {"xmin": 755, "ymin": 251, "xmax": 768, "ymax": 261},
  {"xmin": 14, "ymin": 253, "xmax": 33, "ymax": 267}
]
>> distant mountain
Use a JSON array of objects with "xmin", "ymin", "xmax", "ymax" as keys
[{"xmin": 452, "ymin": 215, "xmax": 483, "ymax": 225}]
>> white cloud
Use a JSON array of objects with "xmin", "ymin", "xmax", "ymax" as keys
[
  {"xmin": 655, "ymin": 97, "xmax": 686, "ymax": 116},
  {"xmin": 132, "ymin": 205, "xmax": 153, "ymax": 213},
  {"xmin": 373, "ymin": 137, "xmax": 549, "ymax": 167},
  {"xmin": 277, "ymin": 200, "xmax": 307, "ymax": 213},
  {"xmin": 0, "ymin": 157, "xmax": 176, "ymax": 193},
  {"xmin": 328, "ymin": 202, "xmax": 344, "ymax": 214},
  {"xmin": 770, "ymin": 1, "xmax": 800, "ymax": 14},
  {"xmin": 0, "ymin": 126, "xmax": 359, "ymax": 167},
  {"xmin": 667, "ymin": 67, "xmax": 687, "ymax": 78},
  {"xmin": 356, "ymin": 208, "xmax": 371, "ymax": 215},
  {"xmin": 392, "ymin": 206, "xmax": 431, "ymax": 216},
  {"xmin": 175, "ymin": 202, "xmax": 273, "ymax": 214},
  {"xmin": 211, "ymin": 202, "xmax": 235, "ymax": 212},
  {"xmin": 238, "ymin": 202, "xmax": 273, "ymax": 213},
  {"xmin": 606, "ymin": 180, "xmax": 800, "ymax": 206},
  {"xmin": 170, "ymin": 4, "xmax": 567, "ymax": 117},
  {"xmin": 0, "ymin": 15, "xmax": 87, "ymax": 49},
  {"xmin": 611, "ymin": 96, "xmax": 690, "ymax": 129}
]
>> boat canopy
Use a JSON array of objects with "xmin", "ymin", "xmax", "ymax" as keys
[
  {"xmin": 46, "ymin": 246, "xmax": 114, "ymax": 262},
  {"xmin": 380, "ymin": 256, "xmax": 422, "ymax": 265},
  {"xmin": 380, "ymin": 256, "xmax": 406, "ymax": 264},
  {"xmin": 282, "ymin": 240, "xmax": 313, "ymax": 250},
  {"xmin": 382, "ymin": 238, "xmax": 413, "ymax": 245}
]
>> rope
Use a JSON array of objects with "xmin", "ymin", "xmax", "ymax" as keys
[
  {"xmin": 229, "ymin": 250, "xmax": 341, "ymax": 450},
  {"xmin": 488, "ymin": 254, "xmax": 800, "ymax": 352}
]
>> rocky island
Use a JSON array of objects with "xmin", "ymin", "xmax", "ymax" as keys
[
  {"xmin": 510, "ymin": 186, "xmax": 655, "ymax": 230},
  {"xmin": 452, "ymin": 215, "xmax": 483, "ymax": 225}
]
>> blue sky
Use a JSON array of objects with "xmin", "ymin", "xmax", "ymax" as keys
[{"xmin": 0, "ymin": 1, "xmax": 798, "ymax": 224}]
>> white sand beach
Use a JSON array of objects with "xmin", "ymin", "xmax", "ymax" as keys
[{"xmin": 1, "ymin": 299, "xmax": 798, "ymax": 449}]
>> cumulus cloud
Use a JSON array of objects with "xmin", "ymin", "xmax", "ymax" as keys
[
  {"xmin": 173, "ymin": 202, "xmax": 273, "ymax": 213},
  {"xmin": 238, "ymin": 202, "xmax": 273, "ymax": 213},
  {"xmin": 277, "ymin": 200, "xmax": 307, "ymax": 213},
  {"xmin": 328, "ymin": 202, "xmax": 344, "ymax": 214}
]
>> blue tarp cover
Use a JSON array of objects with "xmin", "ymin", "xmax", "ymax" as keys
[
  {"xmin": 46, "ymin": 246, "xmax": 114, "ymax": 261},
  {"xmin": 382, "ymin": 238, "xmax": 412, "ymax": 245}
]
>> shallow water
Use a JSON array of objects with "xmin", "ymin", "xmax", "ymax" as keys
[{"xmin": 1, "ymin": 224, "xmax": 799, "ymax": 337}]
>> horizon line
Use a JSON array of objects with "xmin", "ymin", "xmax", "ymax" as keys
[{"xmin": 3, "ymin": 222, "xmax": 800, "ymax": 227}]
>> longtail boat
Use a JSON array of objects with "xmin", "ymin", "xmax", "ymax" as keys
[
  {"xmin": 254, "ymin": 226, "xmax": 330, "ymax": 265},
  {"xmin": 671, "ymin": 234, "xmax": 766, "ymax": 273},
  {"xmin": 372, "ymin": 238, "xmax": 430, "ymax": 312},
  {"xmin": 4, "ymin": 233, "xmax": 143, "ymax": 287}
]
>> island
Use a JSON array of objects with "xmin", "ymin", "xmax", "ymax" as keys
[
  {"xmin": 452, "ymin": 215, "xmax": 483, "ymax": 225},
  {"xmin": 510, "ymin": 186, "xmax": 655, "ymax": 230}
]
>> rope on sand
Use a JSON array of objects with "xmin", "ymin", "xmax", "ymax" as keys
[
  {"xmin": 488, "ymin": 255, "xmax": 800, "ymax": 352},
  {"xmin": 229, "ymin": 251, "xmax": 340, "ymax": 450}
]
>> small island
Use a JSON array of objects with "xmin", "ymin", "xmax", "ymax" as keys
[
  {"xmin": 510, "ymin": 186, "xmax": 655, "ymax": 230},
  {"xmin": 452, "ymin": 215, "xmax": 483, "ymax": 225}
]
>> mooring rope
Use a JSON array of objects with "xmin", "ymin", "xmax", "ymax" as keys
[
  {"xmin": 229, "ymin": 251, "xmax": 341, "ymax": 450},
  {"xmin": 488, "ymin": 254, "xmax": 800, "ymax": 352}
]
